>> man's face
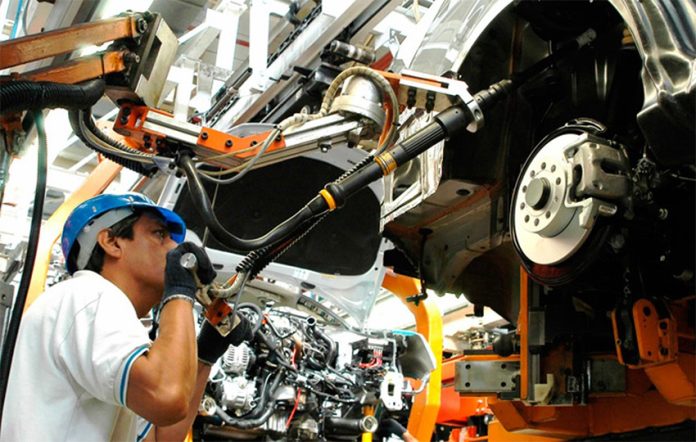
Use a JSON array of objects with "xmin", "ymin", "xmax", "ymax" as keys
[{"xmin": 118, "ymin": 212, "xmax": 177, "ymax": 295}]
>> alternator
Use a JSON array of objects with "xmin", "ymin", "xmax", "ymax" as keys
[
  {"xmin": 222, "ymin": 343, "xmax": 252, "ymax": 375},
  {"xmin": 221, "ymin": 376, "xmax": 257, "ymax": 413}
]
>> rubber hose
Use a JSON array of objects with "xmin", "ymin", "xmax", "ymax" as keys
[
  {"xmin": 68, "ymin": 109, "xmax": 157, "ymax": 176},
  {"xmin": 237, "ymin": 302, "xmax": 263, "ymax": 335},
  {"xmin": 0, "ymin": 110, "xmax": 48, "ymax": 421},
  {"xmin": 0, "ymin": 79, "xmax": 105, "ymax": 115},
  {"xmin": 313, "ymin": 326, "xmax": 337, "ymax": 366}
]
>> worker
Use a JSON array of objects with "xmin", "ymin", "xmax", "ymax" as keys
[{"xmin": 0, "ymin": 192, "xmax": 250, "ymax": 441}]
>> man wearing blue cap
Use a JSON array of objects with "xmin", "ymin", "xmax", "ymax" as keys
[{"xmin": 0, "ymin": 193, "xmax": 249, "ymax": 441}]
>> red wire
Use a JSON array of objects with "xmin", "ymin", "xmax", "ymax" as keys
[{"xmin": 286, "ymin": 388, "xmax": 302, "ymax": 429}]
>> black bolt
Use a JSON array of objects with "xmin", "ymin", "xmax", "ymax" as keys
[
  {"xmin": 660, "ymin": 348, "xmax": 669, "ymax": 356},
  {"xmin": 122, "ymin": 107, "xmax": 131, "ymax": 116},
  {"xmin": 250, "ymin": 140, "xmax": 257, "ymax": 146},
  {"xmin": 124, "ymin": 52, "xmax": 140, "ymax": 64},
  {"xmin": 225, "ymin": 139, "xmax": 233, "ymax": 147},
  {"xmin": 119, "ymin": 116, "xmax": 128, "ymax": 125},
  {"xmin": 659, "ymin": 321, "xmax": 668, "ymax": 330},
  {"xmin": 136, "ymin": 18, "xmax": 148, "ymax": 34},
  {"xmin": 143, "ymin": 142, "xmax": 151, "ymax": 149},
  {"xmin": 143, "ymin": 134, "xmax": 151, "ymax": 142},
  {"xmin": 201, "ymin": 132, "xmax": 208, "ymax": 140}
]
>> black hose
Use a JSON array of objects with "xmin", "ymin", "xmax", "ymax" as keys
[
  {"xmin": 237, "ymin": 302, "xmax": 263, "ymax": 335},
  {"xmin": 0, "ymin": 79, "xmax": 105, "ymax": 115},
  {"xmin": 0, "ymin": 110, "xmax": 47, "ymax": 422},
  {"xmin": 313, "ymin": 326, "xmax": 337, "ymax": 366},
  {"xmin": 68, "ymin": 109, "xmax": 158, "ymax": 176},
  {"xmin": 255, "ymin": 330, "xmax": 296, "ymax": 371},
  {"xmin": 179, "ymin": 154, "xmax": 323, "ymax": 252}
]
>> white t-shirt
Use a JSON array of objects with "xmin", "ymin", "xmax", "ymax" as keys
[{"xmin": 1, "ymin": 271, "xmax": 153, "ymax": 442}]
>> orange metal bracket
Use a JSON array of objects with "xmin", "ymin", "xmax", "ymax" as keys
[
  {"xmin": 112, "ymin": 104, "xmax": 286, "ymax": 168},
  {"xmin": 610, "ymin": 298, "xmax": 695, "ymax": 406},
  {"xmin": 24, "ymin": 160, "xmax": 122, "ymax": 311},
  {"xmin": 382, "ymin": 270, "xmax": 442, "ymax": 442}
]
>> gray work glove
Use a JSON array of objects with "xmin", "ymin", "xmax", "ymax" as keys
[
  {"xmin": 162, "ymin": 242, "xmax": 216, "ymax": 306},
  {"xmin": 198, "ymin": 315, "xmax": 253, "ymax": 365}
]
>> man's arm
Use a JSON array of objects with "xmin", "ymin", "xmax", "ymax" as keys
[
  {"xmin": 126, "ymin": 242, "xmax": 217, "ymax": 426},
  {"xmin": 145, "ymin": 315, "xmax": 254, "ymax": 440},
  {"xmin": 150, "ymin": 362, "xmax": 211, "ymax": 441},
  {"xmin": 127, "ymin": 300, "xmax": 197, "ymax": 426}
]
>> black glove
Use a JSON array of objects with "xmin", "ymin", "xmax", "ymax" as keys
[
  {"xmin": 162, "ymin": 242, "xmax": 216, "ymax": 306},
  {"xmin": 198, "ymin": 314, "xmax": 253, "ymax": 365},
  {"xmin": 377, "ymin": 418, "xmax": 407, "ymax": 439}
]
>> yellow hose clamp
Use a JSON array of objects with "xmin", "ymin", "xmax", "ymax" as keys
[
  {"xmin": 375, "ymin": 153, "xmax": 397, "ymax": 175},
  {"xmin": 319, "ymin": 189, "xmax": 337, "ymax": 211}
]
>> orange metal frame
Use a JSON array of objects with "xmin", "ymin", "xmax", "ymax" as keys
[
  {"xmin": 382, "ymin": 271, "xmax": 443, "ymax": 442},
  {"xmin": 20, "ymin": 51, "xmax": 127, "ymax": 84},
  {"xmin": 112, "ymin": 104, "xmax": 287, "ymax": 166},
  {"xmin": 486, "ymin": 271, "xmax": 696, "ymax": 440},
  {"xmin": 0, "ymin": 15, "xmax": 138, "ymax": 70}
]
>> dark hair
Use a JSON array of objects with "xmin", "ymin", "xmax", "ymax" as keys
[{"xmin": 66, "ymin": 209, "xmax": 148, "ymax": 274}]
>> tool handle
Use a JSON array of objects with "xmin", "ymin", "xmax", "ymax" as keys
[{"xmin": 180, "ymin": 252, "xmax": 197, "ymax": 270}]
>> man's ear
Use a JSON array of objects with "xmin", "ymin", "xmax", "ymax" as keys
[{"xmin": 96, "ymin": 229, "xmax": 122, "ymax": 259}]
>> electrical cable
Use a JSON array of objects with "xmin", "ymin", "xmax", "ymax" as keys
[
  {"xmin": 69, "ymin": 108, "xmax": 158, "ymax": 176},
  {"xmin": 179, "ymin": 154, "xmax": 324, "ymax": 252},
  {"xmin": 1, "ymin": 79, "xmax": 105, "ymax": 116},
  {"xmin": 195, "ymin": 129, "xmax": 279, "ymax": 184},
  {"xmin": 0, "ymin": 110, "xmax": 47, "ymax": 422}
]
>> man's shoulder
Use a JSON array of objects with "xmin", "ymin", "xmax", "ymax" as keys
[{"xmin": 29, "ymin": 271, "xmax": 122, "ymax": 316}]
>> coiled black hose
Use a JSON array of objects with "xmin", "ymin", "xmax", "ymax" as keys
[
  {"xmin": 68, "ymin": 108, "xmax": 158, "ymax": 176},
  {"xmin": 0, "ymin": 79, "xmax": 105, "ymax": 115}
]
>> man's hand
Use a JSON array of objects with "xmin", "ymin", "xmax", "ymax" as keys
[
  {"xmin": 163, "ymin": 242, "xmax": 217, "ymax": 306},
  {"xmin": 198, "ymin": 314, "xmax": 253, "ymax": 365}
]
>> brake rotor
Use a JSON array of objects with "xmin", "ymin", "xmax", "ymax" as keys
[{"xmin": 510, "ymin": 120, "xmax": 630, "ymax": 286}]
